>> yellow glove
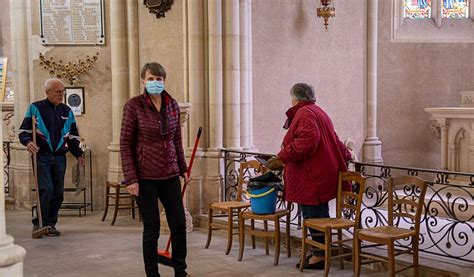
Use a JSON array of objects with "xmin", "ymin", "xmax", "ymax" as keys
[{"xmin": 267, "ymin": 157, "xmax": 284, "ymax": 171}]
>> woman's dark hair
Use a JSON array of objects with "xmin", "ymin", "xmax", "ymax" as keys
[{"xmin": 140, "ymin": 62, "xmax": 167, "ymax": 79}]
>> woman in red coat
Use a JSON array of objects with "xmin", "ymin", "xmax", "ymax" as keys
[
  {"xmin": 120, "ymin": 62, "xmax": 190, "ymax": 277},
  {"xmin": 268, "ymin": 83, "xmax": 351, "ymax": 270}
]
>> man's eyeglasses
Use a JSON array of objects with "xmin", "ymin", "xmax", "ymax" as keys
[{"xmin": 50, "ymin": 89, "xmax": 65, "ymax": 95}]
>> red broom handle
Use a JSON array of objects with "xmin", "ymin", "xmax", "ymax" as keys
[
  {"xmin": 165, "ymin": 127, "xmax": 202, "ymax": 252},
  {"xmin": 181, "ymin": 127, "xmax": 202, "ymax": 197}
]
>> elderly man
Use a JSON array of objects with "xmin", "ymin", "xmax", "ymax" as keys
[
  {"xmin": 19, "ymin": 78, "xmax": 84, "ymax": 237},
  {"xmin": 268, "ymin": 83, "xmax": 351, "ymax": 270}
]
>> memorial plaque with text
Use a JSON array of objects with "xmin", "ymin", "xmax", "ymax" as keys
[{"xmin": 40, "ymin": 0, "xmax": 105, "ymax": 45}]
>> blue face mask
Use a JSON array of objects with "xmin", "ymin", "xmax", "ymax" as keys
[{"xmin": 146, "ymin": 80, "xmax": 165, "ymax": 95}]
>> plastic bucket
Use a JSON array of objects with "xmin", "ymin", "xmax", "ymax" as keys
[{"xmin": 248, "ymin": 186, "xmax": 277, "ymax": 215}]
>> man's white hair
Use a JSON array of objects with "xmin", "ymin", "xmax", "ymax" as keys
[{"xmin": 44, "ymin": 78, "xmax": 64, "ymax": 92}]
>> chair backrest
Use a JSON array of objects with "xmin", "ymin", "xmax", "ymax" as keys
[
  {"xmin": 336, "ymin": 171, "xmax": 366, "ymax": 229},
  {"xmin": 235, "ymin": 160, "xmax": 267, "ymax": 201},
  {"xmin": 387, "ymin": 176, "xmax": 428, "ymax": 234}
]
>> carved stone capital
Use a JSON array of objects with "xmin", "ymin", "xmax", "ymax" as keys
[{"xmin": 429, "ymin": 120, "xmax": 442, "ymax": 138}]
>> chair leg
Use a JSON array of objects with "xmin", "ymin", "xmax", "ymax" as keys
[
  {"xmin": 273, "ymin": 218, "xmax": 281, "ymax": 266},
  {"xmin": 101, "ymin": 186, "xmax": 110, "ymax": 221},
  {"xmin": 250, "ymin": 219, "xmax": 256, "ymax": 249},
  {"xmin": 264, "ymin": 220, "xmax": 269, "ymax": 255},
  {"xmin": 338, "ymin": 229, "xmax": 344, "ymax": 270},
  {"xmin": 238, "ymin": 213, "xmax": 245, "ymax": 261},
  {"xmin": 300, "ymin": 221, "xmax": 307, "ymax": 272},
  {"xmin": 225, "ymin": 208, "xmax": 233, "ymax": 255},
  {"xmin": 286, "ymin": 212, "xmax": 291, "ymax": 257},
  {"xmin": 205, "ymin": 206, "xmax": 213, "ymax": 249},
  {"xmin": 354, "ymin": 231, "xmax": 361, "ymax": 277},
  {"xmin": 388, "ymin": 240, "xmax": 396, "ymax": 277},
  {"xmin": 324, "ymin": 228, "xmax": 332, "ymax": 277},
  {"xmin": 111, "ymin": 187, "xmax": 120, "ymax": 225},
  {"xmin": 413, "ymin": 235, "xmax": 419, "ymax": 277}
]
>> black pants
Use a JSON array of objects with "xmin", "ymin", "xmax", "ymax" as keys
[
  {"xmin": 32, "ymin": 154, "xmax": 66, "ymax": 228},
  {"xmin": 137, "ymin": 177, "xmax": 187, "ymax": 277}
]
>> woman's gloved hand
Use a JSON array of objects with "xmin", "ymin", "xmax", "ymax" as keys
[{"xmin": 267, "ymin": 156, "xmax": 284, "ymax": 171}]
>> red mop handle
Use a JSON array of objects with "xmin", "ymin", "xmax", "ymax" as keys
[
  {"xmin": 181, "ymin": 127, "xmax": 202, "ymax": 197},
  {"xmin": 164, "ymin": 127, "xmax": 202, "ymax": 253}
]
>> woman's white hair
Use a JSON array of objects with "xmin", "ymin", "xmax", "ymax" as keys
[
  {"xmin": 44, "ymin": 78, "xmax": 64, "ymax": 92},
  {"xmin": 290, "ymin": 83, "xmax": 316, "ymax": 102}
]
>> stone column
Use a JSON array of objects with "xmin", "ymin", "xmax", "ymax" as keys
[
  {"xmin": 187, "ymin": 0, "xmax": 206, "ymax": 150},
  {"xmin": 184, "ymin": 0, "xmax": 254, "ymax": 216},
  {"xmin": 363, "ymin": 0, "xmax": 383, "ymax": 163},
  {"xmin": 240, "ymin": 0, "xmax": 251, "ymax": 150},
  {"xmin": 208, "ymin": 0, "xmax": 224, "ymax": 152},
  {"xmin": 439, "ymin": 120, "xmax": 449, "ymax": 170},
  {"xmin": 9, "ymin": 0, "xmax": 35, "ymax": 210},
  {"xmin": 107, "ymin": 1, "xmax": 129, "ymax": 182},
  {"xmin": 223, "ymin": 0, "xmax": 241, "ymax": 149},
  {"xmin": 127, "ymin": 0, "xmax": 140, "ymax": 98},
  {"xmin": 0, "ymin": 105, "xmax": 26, "ymax": 275}
]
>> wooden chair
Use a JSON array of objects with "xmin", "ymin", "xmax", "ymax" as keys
[
  {"xmin": 300, "ymin": 171, "xmax": 366, "ymax": 276},
  {"xmin": 205, "ymin": 160, "xmax": 265, "ymax": 255},
  {"xmin": 101, "ymin": 181, "xmax": 138, "ymax": 225},
  {"xmin": 354, "ymin": 176, "xmax": 428, "ymax": 277},
  {"xmin": 238, "ymin": 207, "xmax": 291, "ymax": 266},
  {"xmin": 237, "ymin": 173, "xmax": 291, "ymax": 266}
]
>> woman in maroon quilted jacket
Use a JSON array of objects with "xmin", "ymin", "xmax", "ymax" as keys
[
  {"xmin": 120, "ymin": 62, "xmax": 189, "ymax": 277},
  {"xmin": 268, "ymin": 83, "xmax": 351, "ymax": 270}
]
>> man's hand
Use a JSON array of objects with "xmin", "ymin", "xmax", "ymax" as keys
[
  {"xmin": 127, "ymin": 183, "xmax": 139, "ymax": 196},
  {"xmin": 267, "ymin": 157, "xmax": 284, "ymax": 171},
  {"xmin": 26, "ymin": 142, "xmax": 39, "ymax": 155},
  {"xmin": 77, "ymin": 156, "xmax": 85, "ymax": 166}
]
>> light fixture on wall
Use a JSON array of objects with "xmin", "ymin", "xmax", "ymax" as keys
[{"xmin": 317, "ymin": 0, "xmax": 336, "ymax": 31}]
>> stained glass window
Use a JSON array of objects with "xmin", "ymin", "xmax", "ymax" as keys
[
  {"xmin": 404, "ymin": 0, "xmax": 432, "ymax": 19},
  {"xmin": 442, "ymin": 0, "xmax": 469, "ymax": 18}
]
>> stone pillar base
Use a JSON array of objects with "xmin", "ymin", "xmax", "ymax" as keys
[
  {"xmin": 0, "ymin": 235, "xmax": 26, "ymax": 276},
  {"xmin": 363, "ymin": 138, "xmax": 383, "ymax": 163},
  {"xmin": 107, "ymin": 143, "xmax": 123, "ymax": 183},
  {"xmin": 9, "ymin": 143, "xmax": 35, "ymax": 210}
]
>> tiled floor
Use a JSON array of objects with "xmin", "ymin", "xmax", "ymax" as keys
[{"xmin": 5, "ymin": 210, "xmax": 374, "ymax": 277}]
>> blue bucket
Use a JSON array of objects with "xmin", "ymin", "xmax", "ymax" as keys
[{"xmin": 249, "ymin": 186, "xmax": 277, "ymax": 215}]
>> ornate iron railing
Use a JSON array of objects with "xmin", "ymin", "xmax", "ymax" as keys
[
  {"xmin": 222, "ymin": 148, "xmax": 474, "ymax": 262},
  {"xmin": 3, "ymin": 141, "xmax": 11, "ymax": 194},
  {"xmin": 353, "ymin": 162, "xmax": 473, "ymax": 263}
]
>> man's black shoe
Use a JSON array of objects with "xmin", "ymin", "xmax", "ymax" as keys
[
  {"xmin": 32, "ymin": 224, "xmax": 39, "ymax": 232},
  {"xmin": 46, "ymin": 227, "xmax": 61, "ymax": 237}
]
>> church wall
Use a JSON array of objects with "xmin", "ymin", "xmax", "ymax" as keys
[
  {"xmin": 24, "ymin": 0, "xmax": 186, "ymax": 209},
  {"xmin": 138, "ymin": 0, "xmax": 185, "ymax": 102},
  {"xmin": 19, "ymin": 0, "xmax": 113, "ymax": 208},
  {"xmin": 378, "ymin": 1, "xmax": 474, "ymax": 169},
  {"xmin": 251, "ymin": 0, "xmax": 367, "ymax": 158}
]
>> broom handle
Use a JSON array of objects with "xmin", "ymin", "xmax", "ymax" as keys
[
  {"xmin": 165, "ymin": 127, "xmax": 202, "ymax": 252},
  {"xmin": 181, "ymin": 127, "xmax": 202, "ymax": 197},
  {"xmin": 32, "ymin": 116, "xmax": 43, "ymax": 228}
]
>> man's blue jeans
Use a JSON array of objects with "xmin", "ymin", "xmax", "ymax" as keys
[
  {"xmin": 300, "ymin": 202, "xmax": 330, "ymax": 257},
  {"xmin": 32, "ymin": 154, "xmax": 66, "ymax": 228}
]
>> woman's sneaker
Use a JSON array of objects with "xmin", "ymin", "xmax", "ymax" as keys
[{"xmin": 46, "ymin": 227, "xmax": 61, "ymax": 236}]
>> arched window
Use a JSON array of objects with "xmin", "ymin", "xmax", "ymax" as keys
[{"xmin": 393, "ymin": 0, "xmax": 473, "ymax": 42}]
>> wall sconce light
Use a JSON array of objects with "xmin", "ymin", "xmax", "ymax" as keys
[{"xmin": 317, "ymin": 0, "xmax": 336, "ymax": 31}]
